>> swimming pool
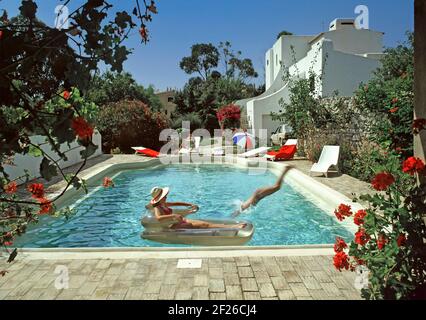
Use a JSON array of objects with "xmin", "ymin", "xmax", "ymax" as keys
[{"xmin": 15, "ymin": 165, "xmax": 353, "ymax": 248}]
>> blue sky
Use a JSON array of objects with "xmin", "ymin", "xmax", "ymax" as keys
[{"xmin": 1, "ymin": 0, "xmax": 414, "ymax": 91}]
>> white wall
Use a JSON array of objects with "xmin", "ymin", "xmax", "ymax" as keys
[{"xmin": 4, "ymin": 131, "xmax": 103, "ymax": 183}]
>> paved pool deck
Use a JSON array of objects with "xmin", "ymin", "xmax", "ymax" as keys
[{"xmin": 0, "ymin": 154, "xmax": 369, "ymax": 300}]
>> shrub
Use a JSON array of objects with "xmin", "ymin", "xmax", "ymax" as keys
[
  {"xmin": 333, "ymin": 146, "xmax": 426, "ymax": 299},
  {"xmin": 96, "ymin": 100, "xmax": 169, "ymax": 153}
]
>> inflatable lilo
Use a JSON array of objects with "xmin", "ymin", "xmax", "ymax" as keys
[{"xmin": 141, "ymin": 187, "xmax": 254, "ymax": 246}]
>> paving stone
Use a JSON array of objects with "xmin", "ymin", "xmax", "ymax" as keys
[
  {"xmin": 209, "ymin": 267, "xmax": 224, "ymax": 279},
  {"xmin": 32, "ymin": 276, "xmax": 55, "ymax": 289},
  {"xmin": 97, "ymin": 274, "xmax": 118, "ymax": 288},
  {"xmin": 209, "ymin": 292, "xmax": 226, "ymax": 300},
  {"xmin": 163, "ymin": 273, "xmax": 179, "ymax": 285},
  {"xmin": 95, "ymin": 260, "xmax": 112, "ymax": 269},
  {"xmin": 56, "ymin": 289, "xmax": 80, "ymax": 300},
  {"xmin": 192, "ymin": 286, "xmax": 209, "ymax": 300},
  {"xmin": 262, "ymin": 297, "xmax": 278, "ymax": 300},
  {"xmin": 223, "ymin": 262, "xmax": 237, "ymax": 273},
  {"xmin": 297, "ymin": 296, "xmax": 313, "ymax": 300},
  {"xmin": 141, "ymin": 294, "xmax": 159, "ymax": 300},
  {"xmin": 21, "ymin": 288, "xmax": 44, "ymax": 300},
  {"xmin": 277, "ymin": 290, "xmax": 296, "ymax": 300},
  {"xmin": 209, "ymin": 279, "xmax": 225, "ymax": 293},
  {"xmin": 283, "ymin": 271, "xmax": 302, "ymax": 283},
  {"xmin": 143, "ymin": 281, "xmax": 162, "ymax": 294},
  {"xmin": 7, "ymin": 281, "xmax": 35, "ymax": 297},
  {"xmin": 320, "ymin": 282, "xmax": 341, "ymax": 296},
  {"xmin": 289, "ymin": 283, "xmax": 311, "ymax": 297},
  {"xmin": 107, "ymin": 294, "xmax": 126, "ymax": 300},
  {"xmin": 68, "ymin": 275, "xmax": 89, "ymax": 289},
  {"xmin": 194, "ymin": 274, "xmax": 209, "ymax": 287},
  {"xmin": 208, "ymin": 258, "xmax": 223, "ymax": 268},
  {"xmin": 175, "ymin": 291, "xmax": 192, "ymax": 300},
  {"xmin": 258, "ymin": 283, "xmax": 276, "ymax": 298},
  {"xmin": 341, "ymin": 289, "xmax": 362, "ymax": 300},
  {"xmin": 276, "ymin": 257, "xmax": 295, "ymax": 272},
  {"xmin": 68, "ymin": 260, "xmax": 85, "ymax": 270},
  {"xmin": 241, "ymin": 278, "xmax": 258, "ymax": 292},
  {"xmin": 0, "ymin": 289, "xmax": 10, "ymax": 300},
  {"xmin": 224, "ymin": 273, "xmax": 240, "ymax": 286},
  {"xmin": 254, "ymin": 271, "xmax": 271, "ymax": 284},
  {"xmin": 301, "ymin": 276, "xmax": 323, "ymax": 290},
  {"xmin": 77, "ymin": 281, "xmax": 98, "ymax": 296},
  {"xmin": 158, "ymin": 284, "xmax": 176, "ymax": 300},
  {"xmin": 271, "ymin": 276, "xmax": 290, "ymax": 290},
  {"xmin": 235, "ymin": 257, "xmax": 250, "ymax": 267},
  {"xmin": 332, "ymin": 275, "xmax": 354, "ymax": 290},
  {"xmin": 124, "ymin": 261, "xmax": 139, "ymax": 270},
  {"xmin": 243, "ymin": 292, "xmax": 261, "ymax": 300},
  {"xmin": 262, "ymin": 257, "xmax": 282, "ymax": 277},
  {"xmin": 125, "ymin": 287, "xmax": 143, "ymax": 300},
  {"xmin": 309, "ymin": 289, "xmax": 329, "ymax": 300},
  {"xmin": 312, "ymin": 270, "xmax": 332, "ymax": 283},
  {"xmin": 226, "ymin": 285, "xmax": 243, "ymax": 300},
  {"xmin": 238, "ymin": 266, "xmax": 254, "ymax": 278},
  {"xmin": 38, "ymin": 286, "xmax": 61, "ymax": 300},
  {"xmin": 177, "ymin": 278, "xmax": 194, "ymax": 291}
]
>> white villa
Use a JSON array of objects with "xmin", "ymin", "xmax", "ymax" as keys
[{"xmin": 236, "ymin": 18, "xmax": 385, "ymax": 142}]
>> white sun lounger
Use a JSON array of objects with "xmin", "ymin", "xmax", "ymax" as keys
[
  {"xmin": 238, "ymin": 147, "xmax": 271, "ymax": 158},
  {"xmin": 310, "ymin": 145, "xmax": 340, "ymax": 178},
  {"xmin": 284, "ymin": 139, "xmax": 298, "ymax": 146}
]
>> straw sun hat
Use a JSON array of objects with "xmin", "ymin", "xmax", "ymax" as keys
[{"xmin": 150, "ymin": 186, "xmax": 169, "ymax": 205}]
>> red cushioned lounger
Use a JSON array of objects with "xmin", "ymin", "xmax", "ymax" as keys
[
  {"xmin": 266, "ymin": 144, "xmax": 297, "ymax": 161},
  {"xmin": 135, "ymin": 148, "xmax": 160, "ymax": 158}
]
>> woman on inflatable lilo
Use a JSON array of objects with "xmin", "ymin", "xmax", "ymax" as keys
[{"xmin": 149, "ymin": 187, "xmax": 247, "ymax": 229}]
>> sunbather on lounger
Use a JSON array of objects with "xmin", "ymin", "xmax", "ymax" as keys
[
  {"xmin": 150, "ymin": 187, "xmax": 247, "ymax": 229},
  {"xmin": 232, "ymin": 165, "xmax": 294, "ymax": 217}
]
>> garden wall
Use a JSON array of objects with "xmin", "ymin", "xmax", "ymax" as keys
[
  {"xmin": 4, "ymin": 131, "xmax": 103, "ymax": 182},
  {"xmin": 303, "ymin": 96, "xmax": 369, "ymax": 162}
]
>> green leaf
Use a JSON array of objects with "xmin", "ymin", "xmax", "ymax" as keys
[
  {"xmin": 28, "ymin": 145, "xmax": 42, "ymax": 157},
  {"xmin": 40, "ymin": 157, "xmax": 58, "ymax": 181}
]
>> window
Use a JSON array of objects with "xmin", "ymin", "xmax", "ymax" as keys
[
  {"xmin": 267, "ymin": 60, "xmax": 269, "ymax": 66},
  {"xmin": 165, "ymin": 110, "xmax": 168, "ymax": 115},
  {"xmin": 168, "ymin": 97, "xmax": 174, "ymax": 103}
]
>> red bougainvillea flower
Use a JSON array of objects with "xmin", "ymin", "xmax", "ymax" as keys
[
  {"xmin": 413, "ymin": 118, "xmax": 426, "ymax": 135},
  {"xmin": 395, "ymin": 147, "xmax": 403, "ymax": 154},
  {"xmin": 4, "ymin": 241, "xmax": 13, "ymax": 246},
  {"xmin": 62, "ymin": 90, "xmax": 71, "ymax": 100},
  {"xmin": 377, "ymin": 234, "xmax": 388, "ymax": 250},
  {"xmin": 371, "ymin": 172, "xmax": 395, "ymax": 191},
  {"xmin": 216, "ymin": 104, "xmax": 241, "ymax": 123},
  {"xmin": 334, "ymin": 237, "xmax": 348, "ymax": 253},
  {"xmin": 333, "ymin": 251, "xmax": 350, "ymax": 271},
  {"xmin": 354, "ymin": 257, "xmax": 365, "ymax": 266},
  {"xmin": 71, "ymin": 117, "xmax": 94, "ymax": 140},
  {"xmin": 355, "ymin": 228, "xmax": 370, "ymax": 246},
  {"xmin": 354, "ymin": 210, "xmax": 367, "ymax": 226},
  {"xmin": 38, "ymin": 198, "xmax": 52, "ymax": 215},
  {"xmin": 391, "ymin": 98, "xmax": 399, "ymax": 104},
  {"xmin": 4, "ymin": 181, "xmax": 17, "ymax": 194},
  {"xmin": 334, "ymin": 204, "xmax": 353, "ymax": 222},
  {"xmin": 402, "ymin": 157, "xmax": 425, "ymax": 176},
  {"xmin": 102, "ymin": 177, "xmax": 114, "ymax": 188},
  {"xmin": 397, "ymin": 234, "xmax": 407, "ymax": 247},
  {"xmin": 27, "ymin": 183, "xmax": 44, "ymax": 199},
  {"xmin": 389, "ymin": 107, "xmax": 399, "ymax": 113}
]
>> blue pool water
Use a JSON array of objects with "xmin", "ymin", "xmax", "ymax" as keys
[{"xmin": 15, "ymin": 165, "xmax": 352, "ymax": 247}]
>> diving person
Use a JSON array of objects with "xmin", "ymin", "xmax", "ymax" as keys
[{"xmin": 232, "ymin": 165, "xmax": 294, "ymax": 217}]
